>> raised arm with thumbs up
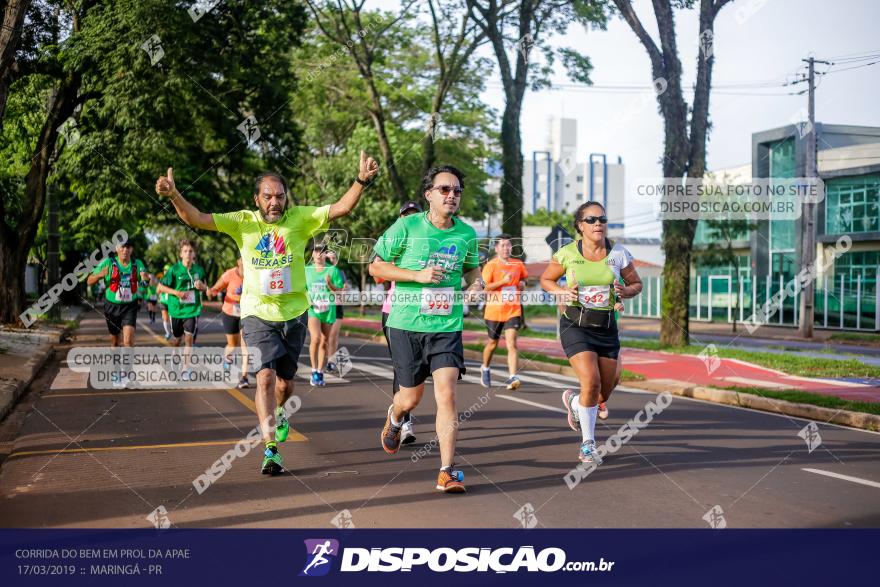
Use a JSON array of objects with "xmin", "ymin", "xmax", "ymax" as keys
[{"xmin": 155, "ymin": 167, "xmax": 217, "ymax": 231}]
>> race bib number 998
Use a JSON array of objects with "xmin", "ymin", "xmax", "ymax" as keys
[{"xmin": 420, "ymin": 287, "xmax": 453, "ymax": 316}]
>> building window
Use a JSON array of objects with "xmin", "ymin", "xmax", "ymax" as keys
[
  {"xmin": 825, "ymin": 174, "xmax": 880, "ymax": 235},
  {"xmin": 767, "ymin": 138, "xmax": 796, "ymax": 278},
  {"xmin": 576, "ymin": 193, "xmax": 583, "ymax": 199},
  {"xmin": 576, "ymin": 175, "xmax": 584, "ymax": 182}
]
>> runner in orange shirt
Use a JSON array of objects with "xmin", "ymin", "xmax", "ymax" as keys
[
  {"xmin": 208, "ymin": 257, "xmax": 251, "ymax": 389},
  {"xmin": 480, "ymin": 234, "xmax": 528, "ymax": 390}
]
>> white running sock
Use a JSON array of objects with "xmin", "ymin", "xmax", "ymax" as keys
[
  {"xmin": 577, "ymin": 404, "xmax": 598, "ymax": 443},
  {"xmin": 390, "ymin": 411, "xmax": 401, "ymax": 427},
  {"xmin": 162, "ymin": 320, "xmax": 171, "ymax": 336},
  {"xmin": 481, "ymin": 365, "xmax": 490, "ymax": 371}
]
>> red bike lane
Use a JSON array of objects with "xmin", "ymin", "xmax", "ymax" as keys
[{"xmin": 342, "ymin": 318, "xmax": 880, "ymax": 403}]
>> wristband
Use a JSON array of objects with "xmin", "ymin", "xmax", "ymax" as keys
[{"xmin": 355, "ymin": 176, "xmax": 374, "ymax": 187}]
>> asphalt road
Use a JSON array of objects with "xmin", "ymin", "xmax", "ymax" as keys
[{"xmin": 0, "ymin": 309, "xmax": 878, "ymax": 529}]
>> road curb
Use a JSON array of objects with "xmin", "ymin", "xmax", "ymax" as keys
[
  {"xmin": 624, "ymin": 378, "xmax": 880, "ymax": 432},
  {"xmin": 0, "ymin": 328, "xmax": 67, "ymax": 423},
  {"xmin": 0, "ymin": 307, "xmax": 83, "ymax": 423}
]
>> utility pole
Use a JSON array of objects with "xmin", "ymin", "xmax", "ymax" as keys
[{"xmin": 796, "ymin": 56, "xmax": 828, "ymax": 339}]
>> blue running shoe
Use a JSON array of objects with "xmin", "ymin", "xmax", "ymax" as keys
[
  {"xmin": 579, "ymin": 440, "xmax": 603, "ymax": 464},
  {"xmin": 480, "ymin": 366, "xmax": 491, "ymax": 388}
]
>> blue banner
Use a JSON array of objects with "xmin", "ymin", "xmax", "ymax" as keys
[{"xmin": 1, "ymin": 529, "xmax": 875, "ymax": 585}]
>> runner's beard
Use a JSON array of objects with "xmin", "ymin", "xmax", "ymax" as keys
[{"xmin": 260, "ymin": 202, "xmax": 286, "ymax": 223}]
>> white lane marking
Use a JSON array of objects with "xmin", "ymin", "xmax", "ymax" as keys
[
  {"xmin": 723, "ymin": 358, "xmax": 869, "ymax": 388},
  {"xmin": 298, "ymin": 363, "xmax": 348, "ymax": 383},
  {"xmin": 495, "ymin": 394, "xmax": 567, "ymax": 414},
  {"xmin": 719, "ymin": 376, "xmax": 791, "ymax": 390},
  {"xmin": 50, "ymin": 367, "xmax": 89, "ymax": 390},
  {"xmin": 616, "ymin": 357, "xmax": 663, "ymax": 365},
  {"xmin": 350, "ymin": 362, "xmax": 396, "ymax": 380},
  {"xmin": 802, "ymin": 468, "xmax": 880, "ymax": 489}
]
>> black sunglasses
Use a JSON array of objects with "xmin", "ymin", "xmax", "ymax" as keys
[
  {"xmin": 579, "ymin": 215, "xmax": 608, "ymax": 225},
  {"xmin": 431, "ymin": 184, "xmax": 463, "ymax": 196}
]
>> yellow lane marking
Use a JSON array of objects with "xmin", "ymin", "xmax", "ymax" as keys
[
  {"xmin": 139, "ymin": 318, "xmax": 308, "ymax": 442},
  {"xmin": 7, "ymin": 439, "xmax": 255, "ymax": 459},
  {"xmin": 45, "ymin": 389, "xmax": 229, "ymax": 398},
  {"xmin": 225, "ymin": 387, "xmax": 308, "ymax": 442}
]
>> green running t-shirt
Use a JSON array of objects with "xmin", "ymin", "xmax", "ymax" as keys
[
  {"xmin": 92, "ymin": 257, "xmax": 147, "ymax": 305},
  {"xmin": 161, "ymin": 262, "xmax": 206, "ymax": 319},
  {"xmin": 552, "ymin": 240, "xmax": 633, "ymax": 311},
  {"xmin": 373, "ymin": 212, "xmax": 479, "ymax": 333},
  {"xmin": 213, "ymin": 206, "xmax": 330, "ymax": 322},
  {"xmin": 306, "ymin": 264, "xmax": 344, "ymax": 323}
]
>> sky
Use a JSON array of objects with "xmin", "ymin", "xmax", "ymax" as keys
[{"xmin": 374, "ymin": 0, "xmax": 880, "ymax": 237}]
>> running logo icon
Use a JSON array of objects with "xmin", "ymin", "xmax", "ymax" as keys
[
  {"xmin": 256, "ymin": 231, "xmax": 286, "ymax": 257},
  {"xmin": 300, "ymin": 539, "xmax": 339, "ymax": 576}
]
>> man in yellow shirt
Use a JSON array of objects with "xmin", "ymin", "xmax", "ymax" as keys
[
  {"xmin": 480, "ymin": 234, "xmax": 528, "ymax": 390},
  {"xmin": 155, "ymin": 152, "xmax": 378, "ymax": 475}
]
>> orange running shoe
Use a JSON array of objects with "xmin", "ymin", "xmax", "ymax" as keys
[
  {"xmin": 598, "ymin": 402, "xmax": 609, "ymax": 420},
  {"xmin": 436, "ymin": 468, "xmax": 466, "ymax": 493},
  {"xmin": 381, "ymin": 405, "xmax": 402, "ymax": 455}
]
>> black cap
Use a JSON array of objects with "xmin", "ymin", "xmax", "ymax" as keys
[
  {"xmin": 313, "ymin": 243, "xmax": 328, "ymax": 252},
  {"xmin": 119, "ymin": 240, "xmax": 134, "ymax": 248},
  {"xmin": 399, "ymin": 201, "xmax": 422, "ymax": 216}
]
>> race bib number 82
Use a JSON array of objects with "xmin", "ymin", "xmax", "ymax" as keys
[{"xmin": 260, "ymin": 267, "xmax": 292, "ymax": 295}]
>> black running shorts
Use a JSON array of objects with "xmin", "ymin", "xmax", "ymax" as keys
[
  {"xmin": 485, "ymin": 316, "xmax": 522, "ymax": 340},
  {"xmin": 221, "ymin": 312, "xmax": 241, "ymax": 335},
  {"xmin": 103, "ymin": 299, "xmax": 139, "ymax": 336},
  {"xmin": 559, "ymin": 314, "xmax": 620, "ymax": 360},
  {"xmin": 387, "ymin": 328, "xmax": 466, "ymax": 388},
  {"xmin": 171, "ymin": 316, "xmax": 199, "ymax": 338},
  {"xmin": 241, "ymin": 312, "xmax": 308, "ymax": 380}
]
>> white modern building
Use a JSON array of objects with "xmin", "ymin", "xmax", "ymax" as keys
[{"xmin": 523, "ymin": 117, "xmax": 626, "ymax": 237}]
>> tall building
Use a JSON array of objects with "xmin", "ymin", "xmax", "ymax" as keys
[
  {"xmin": 523, "ymin": 117, "xmax": 626, "ymax": 237},
  {"xmin": 694, "ymin": 123, "xmax": 880, "ymax": 330}
]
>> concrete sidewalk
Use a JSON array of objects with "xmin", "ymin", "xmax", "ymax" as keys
[{"xmin": 0, "ymin": 306, "xmax": 83, "ymax": 422}]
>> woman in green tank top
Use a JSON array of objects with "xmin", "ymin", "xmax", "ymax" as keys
[{"xmin": 540, "ymin": 201, "xmax": 643, "ymax": 466}]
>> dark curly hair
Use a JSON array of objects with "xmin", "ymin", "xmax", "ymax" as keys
[{"xmin": 420, "ymin": 165, "xmax": 465, "ymax": 197}]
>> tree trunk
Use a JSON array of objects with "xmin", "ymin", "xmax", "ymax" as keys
[
  {"xmin": 0, "ymin": 243, "xmax": 27, "ymax": 324},
  {"xmin": 0, "ymin": 0, "xmax": 30, "ymax": 132},
  {"xmin": 499, "ymin": 99, "xmax": 523, "ymax": 239},
  {"xmin": 0, "ymin": 73, "xmax": 80, "ymax": 325},
  {"xmin": 659, "ymin": 220, "xmax": 694, "ymax": 346}
]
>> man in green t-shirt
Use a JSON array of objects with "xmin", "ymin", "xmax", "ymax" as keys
[
  {"xmin": 370, "ymin": 165, "xmax": 483, "ymax": 494},
  {"xmin": 305, "ymin": 244, "xmax": 345, "ymax": 386},
  {"xmin": 145, "ymin": 276, "xmax": 159, "ymax": 324},
  {"xmin": 86, "ymin": 240, "xmax": 149, "ymax": 347},
  {"xmin": 155, "ymin": 152, "xmax": 378, "ymax": 475},
  {"xmin": 157, "ymin": 239, "xmax": 207, "ymax": 352}
]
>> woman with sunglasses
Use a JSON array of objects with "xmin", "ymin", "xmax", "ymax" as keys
[{"xmin": 540, "ymin": 201, "xmax": 643, "ymax": 464}]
